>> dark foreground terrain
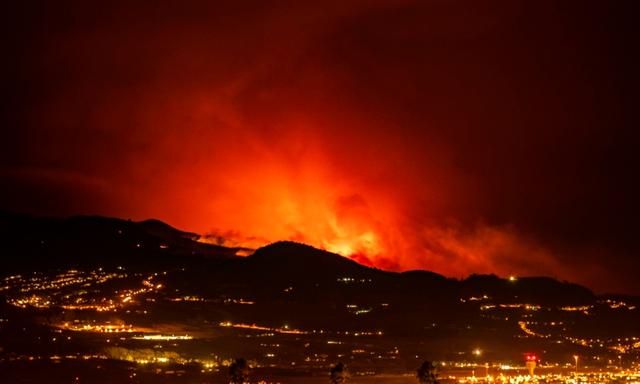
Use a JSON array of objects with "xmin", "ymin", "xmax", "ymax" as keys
[{"xmin": 1, "ymin": 212, "xmax": 639, "ymax": 383}]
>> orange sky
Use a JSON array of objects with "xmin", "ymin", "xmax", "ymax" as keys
[{"xmin": 1, "ymin": 0, "xmax": 638, "ymax": 293}]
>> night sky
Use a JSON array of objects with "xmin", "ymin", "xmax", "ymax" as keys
[{"xmin": 1, "ymin": 1, "xmax": 638, "ymax": 293}]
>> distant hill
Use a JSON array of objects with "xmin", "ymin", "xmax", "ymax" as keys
[
  {"xmin": 0, "ymin": 211, "xmax": 596, "ymax": 306},
  {"xmin": 459, "ymin": 273, "xmax": 595, "ymax": 306},
  {"xmin": 243, "ymin": 241, "xmax": 380, "ymax": 280},
  {"xmin": 0, "ymin": 211, "xmax": 240, "ymax": 272},
  {"xmin": 1, "ymin": 212, "xmax": 637, "ymax": 369},
  {"xmin": 4, "ymin": 212, "xmax": 637, "ymax": 357}
]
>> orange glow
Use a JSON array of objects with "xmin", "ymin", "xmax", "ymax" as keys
[
  {"xmin": 0, "ymin": 4, "xmax": 592, "ymax": 287},
  {"xmin": 20, "ymin": 90, "xmax": 569, "ymax": 280},
  {"xmin": 100, "ymin": 103, "xmax": 567, "ymax": 279},
  {"xmin": 3, "ymin": 0, "xmax": 639, "ymax": 296},
  {"xmin": 190, "ymin": 136, "xmax": 404, "ymax": 266},
  {"xmin": 166, "ymin": 118, "xmax": 562, "ymax": 279}
]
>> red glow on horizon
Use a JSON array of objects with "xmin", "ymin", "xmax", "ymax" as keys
[
  {"xmin": 4, "ymin": 0, "xmax": 633, "ymax": 293},
  {"xmin": 177, "ymin": 125, "xmax": 560, "ymax": 279}
]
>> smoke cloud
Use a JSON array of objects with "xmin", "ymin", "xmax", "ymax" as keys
[{"xmin": 1, "ymin": 0, "xmax": 637, "ymax": 293}]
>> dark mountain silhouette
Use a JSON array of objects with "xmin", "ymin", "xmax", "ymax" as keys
[
  {"xmin": 137, "ymin": 218, "xmax": 200, "ymax": 241},
  {"xmin": 0, "ymin": 211, "xmax": 239, "ymax": 273},
  {"xmin": 236, "ymin": 241, "xmax": 595, "ymax": 306},
  {"xmin": 460, "ymin": 274, "xmax": 594, "ymax": 306},
  {"xmin": 0, "ymin": 211, "xmax": 598, "ymax": 307},
  {"xmin": 241, "ymin": 241, "xmax": 382, "ymax": 282},
  {"xmin": 2, "ymin": 212, "xmax": 639, "ymax": 366}
]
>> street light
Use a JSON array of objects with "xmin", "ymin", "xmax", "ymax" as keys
[{"xmin": 573, "ymin": 355, "xmax": 579, "ymax": 373}]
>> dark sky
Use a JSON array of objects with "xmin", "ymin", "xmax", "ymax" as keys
[{"xmin": 1, "ymin": 1, "xmax": 638, "ymax": 293}]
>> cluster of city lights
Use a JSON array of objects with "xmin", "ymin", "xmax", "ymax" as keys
[
  {"xmin": 601, "ymin": 299, "xmax": 637, "ymax": 310},
  {"xmin": 479, "ymin": 303, "xmax": 541, "ymax": 311},
  {"xmin": 3, "ymin": 268, "xmax": 639, "ymax": 382},
  {"xmin": 218, "ymin": 321, "xmax": 384, "ymax": 337},
  {"xmin": 131, "ymin": 334, "xmax": 193, "ymax": 341},
  {"xmin": 346, "ymin": 304, "xmax": 373, "ymax": 315},
  {"xmin": 223, "ymin": 298, "xmax": 255, "ymax": 305},
  {"xmin": 58, "ymin": 321, "xmax": 143, "ymax": 333},
  {"xmin": 336, "ymin": 277, "xmax": 372, "ymax": 283},
  {"xmin": 167, "ymin": 295, "xmax": 205, "ymax": 302},
  {"xmin": 0, "ymin": 269, "xmax": 164, "ymax": 312},
  {"xmin": 1, "ymin": 270, "xmax": 123, "ymax": 293},
  {"xmin": 518, "ymin": 321, "xmax": 550, "ymax": 338},
  {"xmin": 219, "ymin": 321, "xmax": 307, "ymax": 335}
]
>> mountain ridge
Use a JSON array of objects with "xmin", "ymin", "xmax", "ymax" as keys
[
  {"xmin": 2, "ymin": 211, "xmax": 639, "ymax": 365},
  {"xmin": 0, "ymin": 211, "xmax": 603, "ymax": 302}
]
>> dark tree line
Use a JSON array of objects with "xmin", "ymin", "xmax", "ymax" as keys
[
  {"xmin": 229, "ymin": 358, "xmax": 250, "ymax": 384},
  {"xmin": 417, "ymin": 360, "xmax": 438, "ymax": 384},
  {"xmin": 227, "ymin": 358, "xmax": 437, "ymax": 383}
]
